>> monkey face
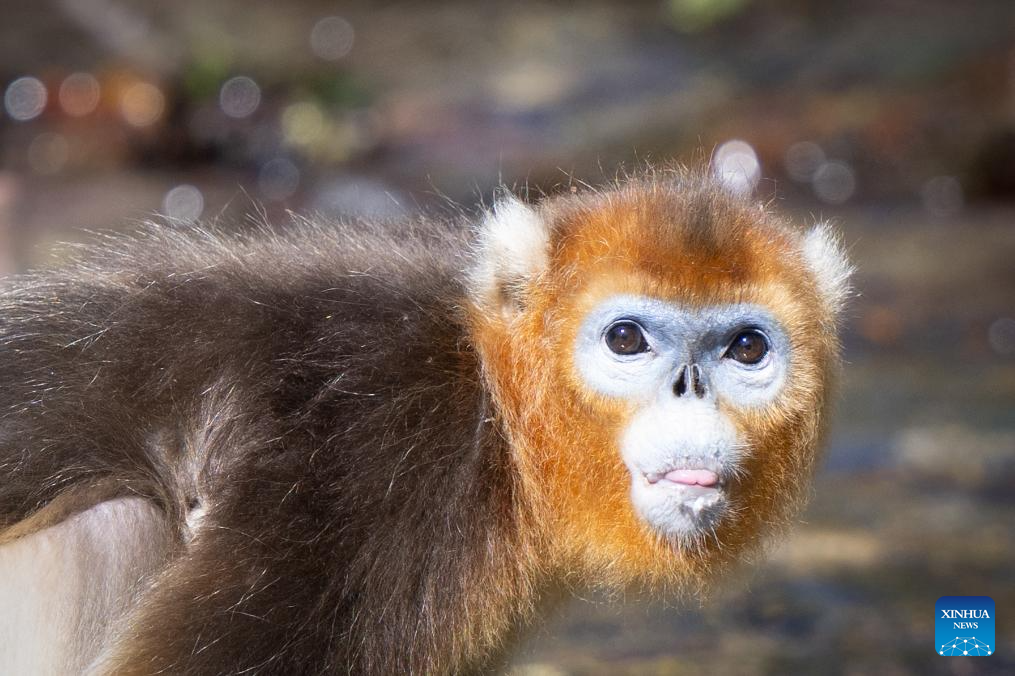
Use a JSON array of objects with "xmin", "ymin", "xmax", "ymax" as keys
[
  {"xmin": 469, "ymin": 172, "xmax": 850, "ymax": 584},
  {"xmin": 573, "ymin": 296, "xmax": 791, "ymax": 543}
]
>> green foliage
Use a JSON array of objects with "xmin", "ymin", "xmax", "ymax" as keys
[{"xmin": 666, "ymin": 0, "xmax": 752, "ymax": 32}]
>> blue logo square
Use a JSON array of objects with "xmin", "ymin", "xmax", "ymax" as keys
[{"xmin": 936, "ymin": 596, "xmax": 995, "ymax": 656}]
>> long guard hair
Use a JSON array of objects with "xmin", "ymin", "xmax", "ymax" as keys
[{"xmin": 0, "ymin": 214, "xmax": 534, "ymax": 673}]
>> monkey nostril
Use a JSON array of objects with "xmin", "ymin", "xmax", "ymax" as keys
[
  {"xmin": 674, "ymin": 364, "xmax": 688, "ymax": 397},
  {"xmin": 673, "ymin": 363, "xmax": 690, "ymax": 395},
  {"xmin": 674, "ymin": 364, "xmax": 708, "ymax": 398},
  {"xmin": 691, "ymin": 364, "xmax": 707, "ymax": 398}
]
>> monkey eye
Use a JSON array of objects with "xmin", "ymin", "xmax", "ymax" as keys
[
  {"xmin": 724, "ymin": 329, "xmax": 769, "ymax": 365},
  {"xmin": 604, "ymin": 321, "xmax": 649, "ymax": 355}
]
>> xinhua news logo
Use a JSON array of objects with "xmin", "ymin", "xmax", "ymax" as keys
[{"xmin": 936, "ymin": 596, "xmax": 994, "ymax": 657}]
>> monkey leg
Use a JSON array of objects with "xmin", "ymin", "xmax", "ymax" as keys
[{"xmin": 87, "ymin": 480, "xmax": 345, "ymax": 676}]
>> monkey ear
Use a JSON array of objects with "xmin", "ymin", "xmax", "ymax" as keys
[
  {"xmin": 801, "ymin": 222, "xmax": 854, "ymax": 318},
  {"xmin": 469, "ymin": 194, "xmax": 551, "ymax": 316}
]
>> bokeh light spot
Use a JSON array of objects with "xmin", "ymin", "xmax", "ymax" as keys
[
  {"xmin": 988, "ymin": 317, "xmax": 1015, "ymax": 356},
  {"xmin": 858, "ymin": 305, "xmax": 904, "ymax": 346},
  {"xmin": 4, "ymin": 77, "xmax": 48, "ymax": 121},
  {"xmin": 162, "ymin": 184, "xmax": 205, "ymax": 222},
  {"xmin": 812, "ymin": 160, "xmax": 856, "ymax": 204},
  {"xmin": 784, "ymin": 141, "xmax": 825, "ymax": 182},
  {"xmin": 120, "ymin": 81, "xmax": 165, "ymax": 127},
  {"xmin": 310, "ymin": 16, "xmax": 355, "ymax": 61},
  {"xmin": 219, "ymin": 76, "xmax": 261, "ymax": 119},
  {"xmin": 282, "ymin": 101, "xmax": 326, "ymax": 147},
  {"xmin": 713, "ymin": 139, "xmax": 760, "ymax": 195},
  {"xmin": 59, "ymin": 73, "xmax": 101, "ymax": 117},
  {"xmin": 27, "ymin": 133, "xmax": 70, "ymax": 175}
]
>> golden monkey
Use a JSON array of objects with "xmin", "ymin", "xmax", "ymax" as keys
[{"xmin": 0, "ymin": 168, "xmax": 850, "ymax": 673}]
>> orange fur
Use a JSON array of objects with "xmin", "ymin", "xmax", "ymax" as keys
[{"xmin": 468, "ymin": 171, "xmax": 844, "ymax": 596}]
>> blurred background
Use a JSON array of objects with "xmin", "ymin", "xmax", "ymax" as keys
[{"xmin": 1, "ymin": 0, "xmax": 1013, "ymax": 673}]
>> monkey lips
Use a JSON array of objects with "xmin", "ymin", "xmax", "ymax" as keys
[
  {"xmin": 650, "ymin": 468, "xmax": 719, "ymax": 487},
  {"xmin": 630, "ymin": 461, "xmax": 730, "ymax": 542}
]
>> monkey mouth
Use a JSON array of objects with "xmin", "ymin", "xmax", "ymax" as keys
[
  {"xmin": 632, "ymin": 465, "xmax": 729, "ymax": 536},
  {"xmin": 643, "ymin": 466, "xmax": 727, "ymax": 499},
  {"xmin": 645, "ymin": 468, "xmax": 720, "ymax": 488},
  {"xmin": 624, "ymin": 453, "xmax": 737, "ymax": 540},
  {"xmin": 643, "ymin": 469, "xmax": 724, "ymax": 511}
]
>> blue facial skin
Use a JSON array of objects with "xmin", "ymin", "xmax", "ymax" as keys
[
  {"xmin": 573, "ymin": 295, "xmax": 791, "ymax": 409},
  {"xmin": 572, "ymin": 294, "xmax": 794, "ymax": 540}
]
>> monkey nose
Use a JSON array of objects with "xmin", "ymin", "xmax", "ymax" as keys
[{"xmin": 673, "ymin": 363, "xmax": 707, "ymax": 399}]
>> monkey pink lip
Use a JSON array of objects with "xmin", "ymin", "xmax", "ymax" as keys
[{"xmin": 647, "ymin": 469, "xmax": 719, "ymax": 487}]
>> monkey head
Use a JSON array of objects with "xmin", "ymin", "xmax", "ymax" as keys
[{"xmin": 468, "ymin": 172, "xmax": 851, "ymax": 590}]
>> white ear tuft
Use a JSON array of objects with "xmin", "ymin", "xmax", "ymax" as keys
[
  {"xmin": 469, "ymin": 195, "xmax": 550, "ymax": 314},
  {"xmin": 801, "ymin": 222, "xmax": 853, "ymax": 317}
]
